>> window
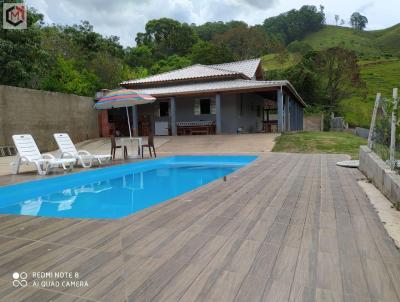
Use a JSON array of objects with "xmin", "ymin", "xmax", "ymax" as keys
[
  {"xmin": 267, "ymin": 109, "xmax": 278, "ymax": 121},
  {"xmin": 194, "ymin": 98, "xmax": 216, "ymax": 115},
  {"xmin": 200, "ymin": 98, "xmax": 211, "ymax": 114},
  {"xmin": 159, "ymin": 101, "xmax": 169, "ymax": 117}
]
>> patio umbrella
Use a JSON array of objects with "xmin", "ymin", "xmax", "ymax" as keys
[{"xmin": 94, "ymin": 88, "xmax": 156, "ymax": 138}]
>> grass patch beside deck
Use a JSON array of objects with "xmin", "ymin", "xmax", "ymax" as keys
[{"xmin": 272, "ymin": 131, "xmax": 367, "ymax": 159}]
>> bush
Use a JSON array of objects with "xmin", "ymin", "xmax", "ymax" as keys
[{"xmin": 287, "ymin": 41, "xmax": 312, "ymax": 54}]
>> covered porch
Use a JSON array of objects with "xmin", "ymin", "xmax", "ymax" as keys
[{"xmin": 98, "ymin": 83, "xmax": 305, "ymax": 137}]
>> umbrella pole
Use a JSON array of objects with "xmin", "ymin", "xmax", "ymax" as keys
[{"xmin": 126, "ymin": 106, "xmax": 132, "ymax": 138}]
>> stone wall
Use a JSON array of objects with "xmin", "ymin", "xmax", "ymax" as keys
[
  {"xmin": 0, "ymin": 85, "xmax": 99, "ymax": 152},
  {"xmin": 359, "ymin": 145, "xmax": 400, "ymax": 204}
]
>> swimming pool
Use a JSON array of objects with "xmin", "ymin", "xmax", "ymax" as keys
[{"xmin": 0, "ymin": 156, "xmax": 256, "ymax": 219}]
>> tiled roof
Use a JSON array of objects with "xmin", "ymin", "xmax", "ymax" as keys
[
  {"xmin": 135, "ymin": 79, "xmax": 306, "ymax": 106},
  {"xmin": 121, "ymin": 58, "xmax": 261, "ymax": 86},
  {"xmin": 208, "ymin": 58, "xmax": 261, "ymax": 79}
]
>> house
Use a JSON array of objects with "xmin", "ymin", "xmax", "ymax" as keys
[{"xmin": 98, "ymin": 58, "xmax": 305, "ymax": 136}]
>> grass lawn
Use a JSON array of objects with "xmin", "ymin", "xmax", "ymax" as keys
[{"xmin": 272, "ymin": 131, "xmax": 367, "ymax": 159}]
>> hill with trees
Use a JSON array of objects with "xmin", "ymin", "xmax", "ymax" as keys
[
  {"xmin": 263, "ymin": 24, "xmax": 400, "ymax": 128},
  {"xmin": 1, "ymin": 2, "xmax": 399, "ymax": 129}
]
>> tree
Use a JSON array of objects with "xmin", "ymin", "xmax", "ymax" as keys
[
  {"xmin": 136, "ymin": 18, "xmax": 198, "ymax": 59},
  {"xmin": 41, "ymin": 56, "xmax": 98, "ymax": 96},
  {"xmin": 213, "ymin": 25, "xmax": 268, "ymax": 60},
  {"xmin": 0, "ymin": 6, "xmax": 49, "ymax": 88},
  {"xmin": 263, "ymin": 5, "xmax": 325, "ymax": 44},
  {"xmin": 88, "ymin": 52, "xmax": 125, "ymax": 89},
  {"xmin": 125, "ymin": 45, "xmax": 153, "ymax": 68},
  {"xmin": 350, "ymin": 12, "xmax": 368, "ymax": 30},
  {"xmin": 190, "ymin": 41, "xmax": 234, "ymax": 64},
  {"xmin": 150, "ymin": 55, "xmax": 191, "ymax": 74},
  {"xmin": 315, "ymin": 47, "xmax": 361, "ymax": 106},
  {"xmin": 335, "ymin": 15, "xmax": 340, "ymax": 26},
  {"xmin": 284, "ymin": 47, "xmax": 361, "ymax": 107}
]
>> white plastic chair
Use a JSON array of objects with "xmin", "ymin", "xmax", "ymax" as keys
[
  {"xmin": 53, "ymin": 133, "xmax": 111, "ymax": 168},
  {"xmin": 11, "ymin": 134, "xmax": 75, "ymax": 175}
]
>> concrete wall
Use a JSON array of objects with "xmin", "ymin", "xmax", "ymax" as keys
[
  {"xmin": 0, "ymin": 85, "xmax": 99, "ymax": 152},
  {"xmin": 304, "ymin": 115, "xmax": 323, "ymax": 131},
  {"xmin": 355, "ymin": 127, "xmax": 369, "ymax": 139},
  {"xmin": 359, "ymin": 145, "xmax": 400, "ymax": 204}
]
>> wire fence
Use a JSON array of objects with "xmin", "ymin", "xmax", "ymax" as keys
[{"xmin": 369, "ymin": 88, "xmax": 400, "ymax": 174}]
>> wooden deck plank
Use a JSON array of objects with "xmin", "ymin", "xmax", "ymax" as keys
[{"xmin": 0, "ymin": 153, "xmax": 398, "ymax": 302}]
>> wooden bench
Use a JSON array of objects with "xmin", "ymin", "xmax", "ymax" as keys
[{"xmin": 177, "ymin": 121, "xmax": 216, "ymax": 135}]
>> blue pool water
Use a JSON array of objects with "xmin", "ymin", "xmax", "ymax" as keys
[{"xmin": 0, "ymin": 156, "xmax": 256, "ymax": 219}]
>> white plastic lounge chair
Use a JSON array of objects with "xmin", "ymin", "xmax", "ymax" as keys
[
  {"xmin": 53, "ymin": 133, "xmax": 111, "ymax": 168},
  {"xmin": 11, "ymin": 134, "xmax": 75, "ymax": 175}
]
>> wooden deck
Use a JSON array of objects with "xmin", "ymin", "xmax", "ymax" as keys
[{"xmin": 0, "ymin": 153, "xmax": 399, "ymax": 302}]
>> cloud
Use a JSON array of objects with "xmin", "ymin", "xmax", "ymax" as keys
[
  {"xmin": 28, "ymin": 0, "xmax": 278, "ymax": 45},
  {"xmin": 26, "ymin": 0, "xmax": 397, "ymax": 47},
  {"xmin": 357, "ymin": 1, "xmax": 374, "ymax": 13},
  {"xmin": 240, "ymin": 0, "xmax": 278, "ymax": 9}
]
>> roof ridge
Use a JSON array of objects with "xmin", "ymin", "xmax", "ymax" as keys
[
  {"xmin": 121, "ymin": 64, "xmax": 205, "ymax": 84},
  {"xmin": 205, "ymin": 65, "xmax": 242, "ymax": 75},
  {"xmin": 122, "ymin": 64, "xmax": 241, "ymax": 85},
  {"xmin": 121, "ymin": 58, "xmax": 262, "ymax": 85},
  {"xmin": 208, "ymin": 57, "xmax": 261, "ymax": 67}
]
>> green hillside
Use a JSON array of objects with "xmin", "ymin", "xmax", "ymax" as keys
[
  {"xmin": 339, "ymin": 58, "xmax": 400, "ymax": 127},
  {"xmin": 303, "ymin": 24, "xmax": 400, "ymax": 58},
  {"xmin": 303, "ymin": 25, "xmax": 380, "ymax": 57},
  {"xmin": 262, "ymin": 24, "xmax": 400, "ymax": 128},
  {"xmin": 261, "ymin": 53, "xmax": 300, "ymax": 71}
]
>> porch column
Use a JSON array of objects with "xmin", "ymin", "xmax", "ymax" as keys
[
  {"xmin": 132, "ymin": 105, "xmax": 138, "ymax": 134},
  {"xmin": 277, "ymin": 89, "xmax": 284, "ymax": 132},
  {"xmin": 216, "ymin": 93, "xmax": 222, "ymax": 134},
  {"xmin": 170, "ymin": 97, "xmax": 177, "ymax": 136}
]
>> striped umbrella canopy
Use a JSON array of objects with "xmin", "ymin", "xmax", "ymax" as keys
[
  {"xmin": 94, "ymin": 88, "xmax": 155, "ymax": 109},
  {"xmin": 94, "ymin": 88, "xmax": 156, "ymax": 138}
]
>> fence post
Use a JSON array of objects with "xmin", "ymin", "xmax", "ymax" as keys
[
  {"xmin": 390, "ymin": 88, "xmax": 398, "ymax": 170},
  {"xmin": 368, "ymin": 93, "xmax": 381, "ymax": 149}
]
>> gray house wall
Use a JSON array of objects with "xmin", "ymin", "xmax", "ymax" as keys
[
  {"xmin": 150, "ymin": 95, "xmax": 240, "ymax": 134},
  {"xmin": 173, "ymin": 93, "xmax": 263, "ymax": 134},
  {"xmin": 175, "ymin": 97, "xmax": 216, "ymax": 122},
  {"xmin": 221, "ymin": 94, "xmax": 238, "ymax": 133},
  {"xmin": 136, "ymin": 91, "xmax": 303, "ymax": 134},
  {"xmin": 236, "ymin": 93, "xmax": 264, "ymax": 133},
  {"xmin": 288, "ymin": 95, "xmax": 303, "ymax": 131}
]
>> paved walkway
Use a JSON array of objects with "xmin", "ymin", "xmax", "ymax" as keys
[
  {"xmin": 158, "ymin": 133, "xmax": 278, "ymax": 154},
  {"xmin": 0, "ymin": 153, "xmax": 399, "ymax": 301},
  {"xmin": 0, "ymin": 134, "xmax": 277, "ymax": 177}
]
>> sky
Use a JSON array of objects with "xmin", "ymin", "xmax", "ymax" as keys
[{"xmin": 26, "ymin": 0, "xmax": 400, "ymax": 47}]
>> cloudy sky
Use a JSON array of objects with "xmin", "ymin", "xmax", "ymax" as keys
[{"xmin": 26, "ymin": 0, "xmax": 399, "ymax": 47}]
